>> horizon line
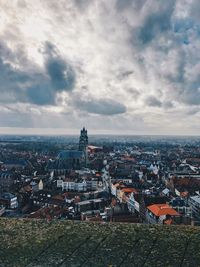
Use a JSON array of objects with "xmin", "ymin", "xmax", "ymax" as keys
[{"xmin": 0, "ymin": 127, "xmax": 200, "ymax": 137}]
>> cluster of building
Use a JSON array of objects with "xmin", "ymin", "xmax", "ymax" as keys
[{"xmin": 0, "ymin": 129, "xmax": 200, "ymax": 225}]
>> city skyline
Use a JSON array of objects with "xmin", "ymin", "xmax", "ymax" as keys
[{"xmin": 1, "ymin": 0, "xmax": 200, "ymax": 135}]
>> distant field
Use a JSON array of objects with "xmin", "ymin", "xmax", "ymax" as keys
[{"xmin": 0, "ymin": 218, "xmax": 200, "ymax": 267}]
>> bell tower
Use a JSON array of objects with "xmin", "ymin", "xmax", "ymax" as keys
[{"xmin": 79, "ymin": 127, "xmax": 88, "ymax": 166}]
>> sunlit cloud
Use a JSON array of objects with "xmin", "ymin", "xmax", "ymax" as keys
[{"xmin": 0, "ymin": 0, "xmax": 200, "ymax": 134}]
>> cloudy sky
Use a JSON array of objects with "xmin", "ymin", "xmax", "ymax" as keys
[{"xmin": 0, "ymin": 0, "xmax": 200, "ymax": 135}]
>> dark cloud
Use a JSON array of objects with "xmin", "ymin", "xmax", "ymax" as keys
[
  {"xmin": 46, "ymin": 58, "xmax": 75, "ymax": 91},
  {"xmin": 44, "ymin": 41, "xmax": 76, "ymax": 91},
  {"xmin": 0, "ymin": 54, "xmax": 55, "ymax": 106},
  {"xmin": 138, "ymin": 1, "xmax": 175, "ymax": 44},
  {"xmin": 145, "ymin": 96, "xmax": 162, "ymax": 107},
  {"xmin": 26, "ymin": 83, "xmax": 55, "ymax": 105},
  {"xmin": 0, "ymin": 41, "xmax": 75, "ymax": 106},
  {"xmin": 0, "ymin": 56, "xmax": 30, "ymax": 103},
  {"xmin": 74, "ymin": 98, "xmax": 127, "ymax": 116},
  {"xmin": 181, "ymin": 89, "xmax": 200, "ymax": 106}
]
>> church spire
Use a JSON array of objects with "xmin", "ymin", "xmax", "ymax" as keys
[{"xmin": 79, "ymin": 127, "xmax": 88, "ymax": 166}]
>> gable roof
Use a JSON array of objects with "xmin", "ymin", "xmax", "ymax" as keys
[
  {"xmin": 121, "ymin": 188, "xmax": 138, "ymax": 194},
  {"xmin": 58, "ymin": 150, "xmax": 84, "ymax": 159},
  {"xmin": 147, "ymin": 204, "xmax": 179, "ymax": 217}
]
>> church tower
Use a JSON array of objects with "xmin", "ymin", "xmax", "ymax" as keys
[{"xmin": 79, "ymin": 127, "xmax": 88, "ymax": 166}]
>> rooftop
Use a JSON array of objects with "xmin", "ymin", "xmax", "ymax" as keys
[
  {"xmin": 0, "ymin": 192, "xmax": 16, "ymax": 199},
  {"xmin": 147, "ymin": 204, "xmax": 180, "ymax": 217},
  {"xmin": 58, "ymin": 150, "xmax": 84, "ymax": 159},
  {"xmin": 190, "ymin": 194, "xmax": 200, "ymax": 204}
]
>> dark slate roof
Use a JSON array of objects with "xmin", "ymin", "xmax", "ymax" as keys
[
  {"xmin": 134, "ymin": 194, "xmax": 169, "ymax": 206},
  {"xmin": 0, "ymin": 193, "xmax": 16, "ymax": 199},
  {"xmin": 170, "ymin": 198, "xmax": 189, "ymax": 207},
  {"xmin": 4, "ymin": 159, "xmax": 28, "ymax": 166},
  {"xmin": 0, "ymin": 171, "xmax": 13, "ymax": 176},
  {"xmin": 58, "ymin": 150, "xmax": 84, "ymax": 159}
]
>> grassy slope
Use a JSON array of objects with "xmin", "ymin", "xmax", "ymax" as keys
[{"xmin": 0, "ymin": 218, "xmax": 200, "ymax": 267}]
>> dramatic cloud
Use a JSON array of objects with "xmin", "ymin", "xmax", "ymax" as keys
[
  {"xmin": 138, "ymin": 0, "xmax": 175, "ymax": 44},
  {"xmin": 44, "ymin": 42, "xmax": 75, "ymax": 92},
  {"xmin": 0, "ymin": 0, "xmax": 200, "ymax": 134},
  {"xmin": 74, "ymin": 98, "xmax": 127, "ymax": 116},
  {"xmin": 0, "ymin": 40, "xmax": 75, "ymax": 105}
]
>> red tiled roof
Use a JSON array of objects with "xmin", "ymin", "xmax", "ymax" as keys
[
  {"xmin": 147, "ymin": 204, "xmax": 179, "ymax": 217},
  {"xmin": 121, "ymin": 188, "xmax": 138, "ymax": 194}
]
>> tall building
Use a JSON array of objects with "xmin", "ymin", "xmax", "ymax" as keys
[
  {"xmin": 47, "ymin": 128, "xmax": 88, "ymax": 173},
  {"xmin": 79, "ymin": 127, "xmax": 88, "ymax": 166}
]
